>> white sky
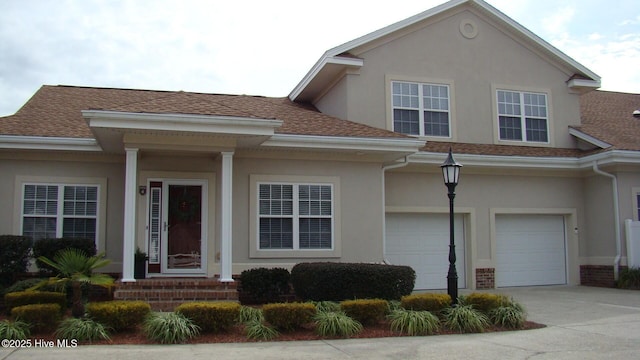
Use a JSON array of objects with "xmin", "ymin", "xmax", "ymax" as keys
[{"xmin": 0, "ymin": 0, "xmax": 639, "ymax": 116}]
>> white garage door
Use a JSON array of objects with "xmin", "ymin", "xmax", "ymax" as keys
[
  {"xmin": 496, "ymin": 214, "xmax": 566, "ymax": 287},
  {"xmin": 386, "ymin": 213, "xmax": 465, "ymax": 290}
]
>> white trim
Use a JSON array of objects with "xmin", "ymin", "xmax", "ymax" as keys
[
  {"xmin": 83, "ymin": 110, "xmax": 283, "ymax": 136},
  {"xmin": 567, "ymin": 78, "xmax": 601, "ymax": 91},
  {"xmin": 409, "ymin": 149, "xmax": 640, "ymax": 169},
  {"xmin": 569, "ymin": 128, "xmax": 612, "ymax": 149},
  {"xmin": 0, "ymin": 135, "xmax": 101, "ymax": 151},
  {"xmin": 289, "ymin": 56, "xmax": 364, "ymax": 101},
  {"xmin": 261, "ymin": 134, "xmax": 424, "ymax": 152}
]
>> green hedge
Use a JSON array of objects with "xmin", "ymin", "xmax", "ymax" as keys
[
  {"xmin": 340, "ymin": 299, "xmax": 388, "ymax": 325},
  {"xmin": 32, "ymin": 238, "xmax": 96, "ymax": 276},
  {"xmin": 12, "ymin": 304, "xmax": 62, "ymax": 333},
  {"xmin": 401, "ymin": 293, "xmax": 452, "ymax": 312},
  {"xmin": 262, "ymin": 302, "xmax": 316, "ymax": 331},
  {"xmin": 290, "ymin": 262, "xmax": 415, "ymax": 301},
  {"xmin": 175, "ymin": 301, "xmax": 240, "ymax": 333},
  {"xmin": 239, "ymin": 267, "xmax": 290, "ymax": 304},
  {"xmin": 0, "ymin": 235, "xmax": 32, "ymax": 286},
  {"xmin": 86, "ymin": 300, "xmax": 151, "ymax": 331},
  {"xmin": 4, "ymin": 291, "xmax": 66, "ymax": 313}
]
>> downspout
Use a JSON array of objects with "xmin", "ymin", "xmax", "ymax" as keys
[
  {"xmin": 592, "ymin": 161, "xmax": 621, "ymax": 281},
  {"xmin": 381, "ymin": 156, "xmax": 410, "ymax": 264}
]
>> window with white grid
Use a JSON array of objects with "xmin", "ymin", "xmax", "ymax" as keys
[
  {"xmin": 497, "ymin": 90, "xmax": 548, "ymax": 143},
  {"xmin": 258, "ymin": 183, "xmax": 333, "ymax": 250},
  {"xmin": 22, "ymin": 184, "xmax": 98, "ymax": 242},
  {"xmin": 392, "ymin": 81, "xmax": 451, "ymax": 137}
]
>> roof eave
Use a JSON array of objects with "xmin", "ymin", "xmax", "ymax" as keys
[
  {"xmin": 288, "ymin": 56, "xmax": 364, "ymax": 102},
  {"xmin": 0, "ymin": 135, "xmax": 101, "ymax": 151},
  {"xmin": 568, "ymin": 127, "xmax": 611, "ymax": 149}
]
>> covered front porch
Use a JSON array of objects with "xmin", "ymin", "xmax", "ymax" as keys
[{"xmin": 83, "ymin": 109, "xmax": 283, "ymax": 283}]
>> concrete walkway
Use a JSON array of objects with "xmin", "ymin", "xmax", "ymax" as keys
[{"xmin": 2, "ymin": 286, "xmax": 639, "ymax": 359}]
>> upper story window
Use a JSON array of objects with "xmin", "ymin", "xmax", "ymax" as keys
[
  {"xmin": 392, "ymin": 81, "xmax": 450, "ymax": 137},
  {"xmin": 22, "ymin": 184, "xmax": 99, "ymax": 242},
  {"xmin": 497, "ymin": 90, "xmax": 548, "ymax": 143}
]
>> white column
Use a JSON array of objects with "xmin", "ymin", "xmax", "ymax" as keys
[
  {"xmin": 121, "ymin": 148, "xmax": 138, "ymax": 282},
  {"xmin": 219, "ymin": 152, "xmax": 234, "ymax": 282}
]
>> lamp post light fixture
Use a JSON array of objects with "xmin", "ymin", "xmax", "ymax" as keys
[{"xmin": 441, "ymin": 147, "xmax": 462, "ymax": 305}]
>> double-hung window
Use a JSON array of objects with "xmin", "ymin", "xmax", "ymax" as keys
[
  {"xmin": 258, "ymin": 183, "xmax": 333, "ymax": 250},
  {"xmin": 22, "ymin": 184, "xmax": 98, "ymax": 242},
  {"xmin": 392, "ymin": 81, "xmax": 450, "ymax": 137},
  {"xmin": 497, "ymin": 90, "xmax": 549, "ymax": 142}
]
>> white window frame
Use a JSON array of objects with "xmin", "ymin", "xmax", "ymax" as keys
[
  {"xmin": 249, "ymin": 174, "xmax": 341, "ymax": 258},
  {"xmin": 390, "ymin": 80, "xmax": 452, "ymax": 138},
  {"xmin": 14, "ymin": 176, "xmax": 107, "ymax": 249},
  {"xmin": 496, "ymin": 89, "xmax": 550, "ymax": 144},
  {"xmin": 633, "ymin": 187, "xmax": 640, "ymax": 221}
]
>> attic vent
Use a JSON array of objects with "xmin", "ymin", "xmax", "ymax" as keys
[{"xmin": 634, "ymin": 110, "xmax": 640, "ymax": 118}]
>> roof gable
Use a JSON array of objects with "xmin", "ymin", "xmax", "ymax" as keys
[{"xmin": 290, "ymin": 0, "xmax": 600, "ymax": 102}]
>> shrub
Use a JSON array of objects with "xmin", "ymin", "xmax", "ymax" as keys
[
  {"xmin": 401, "ymin": 293, "xmax": 452, "ymax": 313},
  {"xmin": 314, "ymin": 311, "xmax": 363, "ymax": 338},
  {"xmin": 313, "ymin": 301, "xmax": 341, "ymax": 313},
  {"xmin": 32, "ymin": 237, "xmax": 96, "ymax": 276},
  {"xmin": 239, "ymin": 306, "xmax": 264, "ymax": 324},
  {"xmin": 489, "ymin": 300, "xmax": 527, "ymax": 329},
  {"xmin": 442, "ymin": 304, "xmax": 490, "ymax": 333},
  {"xmin": 244, "ymin": 319, "xmax": 279, "ymax": 341},
  {"xmin": 290, "ymin": 262, "xmax": 415, "ymax": 301},
  {"xmin": 3, "ymin": 278, "xmax": 62, "ymax": 294},
  {"xmin": 340, "ymin": 299, "xmax": 388, "ymax": 325},
  {"xmin": 143, "ymin": 312, "xmax": 200, "ymax": 344},
  {"xmin": 618, "ymin": 267, "xmax": 640, "ymax": 289},
  {"xmin": 0, "ymin": 319, "xmax": 31, "ymax": 340},
  {"xmin": 11, "ymin": 303, "xmax": 61, "ymax": 333},
  {"xmin": 55, "ymin": 317, "xmax": 110, "ymax": 343},
  {"xmin": 262, "ymin": 302, "xmax": 316, "ymax": 331},
  {"xmin": 463, "ymin": 293, "xmax": 509, "ymax": 313},
  {"xmin": 388, "ymin": 309, "xmax": 440, "ymax": 336},
  {"xmin": 175, "ymin": 301, "xmax": 240, "ymax": 333},
  {"xmin": 4, "ymin": 291, "xmax": 66, "ymax": 313},
  {"xmin": 86, "ymin": 300, "xmax": 151, "ymax": 331},
  {"xmin": 239, "ymin": 267, "xmax": 291, "ymax": 304},
  {"xmin": 0, "ymin": 235, "xmax": 32, "ymax": 286}
]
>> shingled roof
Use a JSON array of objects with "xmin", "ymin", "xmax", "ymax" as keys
[
  {"xmin": 0, "ymin": 85, "xmax": 409, "ymax": 140},
  {"xmin": 575, "ymin": 90, "xmax": 640, "ymax": 151}
]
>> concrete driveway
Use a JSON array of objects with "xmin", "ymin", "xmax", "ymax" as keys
[{"xmin": 1, "ymin": 286, "xmax": 639, "ymax": 359}]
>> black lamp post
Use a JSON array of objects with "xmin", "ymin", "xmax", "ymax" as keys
[{"xmin": 441, "ymin": 147, "xmax": 462, "ymax": 305}]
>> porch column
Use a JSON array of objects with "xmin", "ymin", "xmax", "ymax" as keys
[
  {"xmin": 122, "ymin": 148, "xmax": 138, "ymax": 282},
  {"xmin": 220, "ymin": 152, "xmax": 234, "ymax": 282}
]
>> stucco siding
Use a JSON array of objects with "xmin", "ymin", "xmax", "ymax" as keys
[{"xmin": 320, "ymin": 8, "xmax": 581, "ymax": 148}]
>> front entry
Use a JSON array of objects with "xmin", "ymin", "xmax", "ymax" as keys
[{"xmin": 147, "ymin": 179, "xmax": 207, "ymax": 275}]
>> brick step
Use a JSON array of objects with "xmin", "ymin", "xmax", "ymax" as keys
[
  {"xmin": 114, "ymin": 288, "xmax": 238, "ymax": 301},
  {"xmin": 115, "ymin": 278, "xmax": 237, "ymax": 291}
]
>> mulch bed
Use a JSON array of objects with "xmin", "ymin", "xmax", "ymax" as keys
[{"xmin": 15, "ymin": 320, "xmax": 545, "ymax": 345}]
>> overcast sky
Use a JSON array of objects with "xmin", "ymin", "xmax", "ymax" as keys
[{"xmin": 0, "ymin": 0, "xmax": 638, "ymax": 117}]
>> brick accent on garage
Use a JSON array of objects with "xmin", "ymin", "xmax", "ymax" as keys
[
  {"xmin": 580, "ymin": 265, "xmax": 616, "ymax": 288},
  {"xmin": 475, "ymin": 268, "xmax": 495, "ymax": 289}
]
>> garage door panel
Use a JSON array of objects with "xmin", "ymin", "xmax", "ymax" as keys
[
  {"xmin": 496, "ymin": 214, "xmax": 566, "ymax": 287},
  {"xmin": 386, "ymin": 213, "xmax": 465, "ymax": 290}
]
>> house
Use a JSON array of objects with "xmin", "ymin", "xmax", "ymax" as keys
[{"xmin": 1, "ymin": 0, "xmax": 639, "ymax": 293}]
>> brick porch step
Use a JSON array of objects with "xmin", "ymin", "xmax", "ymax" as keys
[{"xmin": 114, "ymin": 278, "xmax": 238, "ymax": 311}]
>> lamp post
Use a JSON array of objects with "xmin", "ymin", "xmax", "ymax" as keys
[{"xmin": 441, "ymin": 147, "xmax": 462, "ymax": 305}]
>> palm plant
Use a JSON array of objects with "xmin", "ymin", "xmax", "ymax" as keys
[{"xmin": 35, "ymin": 249, "xmax": 114, "ymax": 317}]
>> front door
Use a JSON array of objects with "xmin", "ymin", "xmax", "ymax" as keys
[{"xmin": 147, "ymin": 179, "xmax": 207, "ymax": 275}]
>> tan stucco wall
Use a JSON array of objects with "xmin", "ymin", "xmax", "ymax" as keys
[
  {"xmin": 316, "ymin": 8, "xmax": 582, "ymax": 148},
  {"xmin": 0, "ymin": 155, "xmax": 125, "ymax": 273}
]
